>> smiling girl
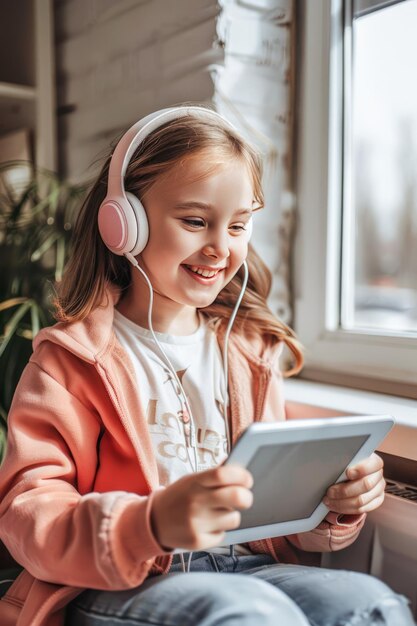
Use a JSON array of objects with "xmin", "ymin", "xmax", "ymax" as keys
[{"xmin": 0, "ymin": 106, "xmax": 413, "ymax": 626}]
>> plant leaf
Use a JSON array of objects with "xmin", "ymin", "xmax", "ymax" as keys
[
  {"xmin": 0, "ymin": 300, "xmax": 33, "ymax": 358},
  {"xmin": 30, "ymin": 232, "xmax": 60, "ymax": 262},
  {"xmin": 0, "ymin": 297, "xmax": 29, "ymax": 313},
  {"xmin": 55, "ymin": 237, "xmax": 66, "ymax": 282},
  {"xmin": 30, "ymin": 303, "xmax": 40, "ymax": 337}
]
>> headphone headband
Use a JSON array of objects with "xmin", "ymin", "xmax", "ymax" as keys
[{"xmin": 107, "ymin": 106, "xmax": 235, "ymax": 196}]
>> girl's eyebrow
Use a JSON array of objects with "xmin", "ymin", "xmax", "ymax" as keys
[{"xmin": 173, "ymin": 201, "xmax": 252, "ymax": 216}]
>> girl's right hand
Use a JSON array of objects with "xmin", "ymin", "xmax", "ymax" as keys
[{"xmin": 150, "ymin": 465, "xmax": 254, "ymax": 551}]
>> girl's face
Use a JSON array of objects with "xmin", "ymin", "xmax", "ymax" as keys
[{"xmin": 137, "ymin": 155, "xmax": 254, "ymax": 315}]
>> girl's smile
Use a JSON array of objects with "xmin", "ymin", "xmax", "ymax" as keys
[
  {"xmin": 181, "ymin": 263, "xmax": 226, "ymax": 284},
  {"xmin": 117, "ymin": 155, "xmax": 254, "ymax": 334}
]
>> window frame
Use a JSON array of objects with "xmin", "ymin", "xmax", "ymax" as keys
[{"xmin": 294, "ymin": 0, "xmax": 417, "ymax": 393}]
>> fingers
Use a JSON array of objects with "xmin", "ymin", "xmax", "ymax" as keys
[
  {"xmin": 185, "ymin": 484, "xmax": 253, "ymax": 519},
  {"xmin": 195, "ymin": 509, "xmax": 242, "ymax": 534},
  {"xmin": 327, "ymin": 469, "xmax": 384, "ymax": 500},
  {"xmin": 197, "ymin": 465, "xmax": 253, "ymax": 489},
  {"xmin": 209, "ymin": 485, "xmax": 253, "ymax": 511},
  {"xmin": 346, "ymin": 453, "xmax": 383, "ymax": 480},
  {"xmin": 323, "ymin": 454, "xmax": 386, "ymax": 515},
  {"xmin": 324, "ymin": 483, "xmax": 385, "ymax": 514},
  {"xmin": 324, "ymin": 474, "xmax": 386, "ymax": 514},
  {"xmin": 155, "ymin": 465, "xmax": 253, "ymax": 551},
  {"xmin": 182, "ymin": 508, "xmax": 243, "ymax": 551},
  {"xmin": 183, "ymin": 467, "xmax": 253, "ymax": 522}
]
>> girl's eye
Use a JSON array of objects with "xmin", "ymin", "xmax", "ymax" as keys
[
  {"xmin": 182, "ymin": 218, "xmax": 205, "ymax": 228},
  {"xmin": 180, "ymin": 219, "xmax": 247, "ymax": 232}
]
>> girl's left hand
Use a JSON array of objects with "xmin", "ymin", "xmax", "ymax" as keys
[{"xmin": 323, "ymin": 453, "xmax": 385, "ymax": 515}]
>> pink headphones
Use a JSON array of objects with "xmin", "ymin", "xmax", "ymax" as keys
[{"xmin": 98, "ymin": 106, "xmax": 253, "ymax": 257}]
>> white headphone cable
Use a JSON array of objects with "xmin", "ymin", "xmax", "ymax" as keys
[
  {"xmin": 125, "ymin": 253, "xmax": 249, "ymax": 460},
  {"xmin": 222, "ymin": 260, "xmax": 249, "ymax": 455},
  {"xmin": 125, "ymin": 252, "xmax": 199, "ymax": 473}
]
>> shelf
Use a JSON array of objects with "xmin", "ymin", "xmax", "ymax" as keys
[
  {"xmin": 0, "ymin": 0, "xmax": 35, "ymax": 87},
  {"xmin": 0, "ymin": 81, "xmax": 36, "ymax": 101},
  {"xmin": 0, "ymin": 97, "xmax": 35, "ymax": 138},
  {"xmin": 0, "ymin": 0, "xmax": 56, "ymax": 170}
]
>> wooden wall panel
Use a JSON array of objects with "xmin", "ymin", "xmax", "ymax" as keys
[{"xmin": 54, "ymin": 0, "xmax": 221, "ymax": 180}]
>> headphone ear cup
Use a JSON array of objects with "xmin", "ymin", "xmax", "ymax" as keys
[
  {"xmin": 246, "ymin": 216, "xmax": 253, "ymax": 241},
  {"xmin": 97, "ymin": 196, "xmax": 136, "ymax": 256},
  {"xmin": 126, "ymin": 191, "xmax": 149, "ymax": 255}
]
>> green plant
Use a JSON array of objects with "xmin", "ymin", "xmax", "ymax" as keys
[{"xmin": 0, "ymin": 161, "xmax": 85, "ymax": 459}]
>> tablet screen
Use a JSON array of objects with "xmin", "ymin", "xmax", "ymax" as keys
[{"xmin": 239, "ymin": 435, "xmax": 368, "ymax": 528}]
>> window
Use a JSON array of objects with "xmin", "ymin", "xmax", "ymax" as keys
[
  {"xmin": 345, "ymin": 0, "xmax": 417, "ymax": 334},
  {"xmin": 294, "ymin": 0, "xmax": 417, "ymax": 393}
]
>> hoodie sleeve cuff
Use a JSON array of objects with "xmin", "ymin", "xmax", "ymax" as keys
[
  {"xmin": 109, "ymin": 491, "xmax": 173, "ymax": 587},
  {"xmin": 325, "ymin": 511, "xmax": 366, "ymax": 527},
  {"xmin": 146, "ymin": 488, "xmax": 175, "ymax": 553}
]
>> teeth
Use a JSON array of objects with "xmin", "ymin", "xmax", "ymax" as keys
[{"xmin": 189, "ymin": 266, "xmax": 219, "ymax": 278}]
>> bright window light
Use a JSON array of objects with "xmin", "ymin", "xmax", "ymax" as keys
[{"xmin": 342, "ymin": 0, "xmax": 417, "ymax": 334}]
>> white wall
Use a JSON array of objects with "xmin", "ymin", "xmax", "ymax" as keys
[{"xmin": 54, "ymin": 0, "xmax": 222, "ymax": 181}]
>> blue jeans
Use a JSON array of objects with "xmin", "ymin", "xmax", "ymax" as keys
[{"xmin": 65, "ymin": 552, "xmax": 415, "ymax": 626}]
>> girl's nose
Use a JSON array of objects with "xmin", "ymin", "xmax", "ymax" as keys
[{"xmin": 202, "ymin": 232, "xmax": 230, "ymax": 260}]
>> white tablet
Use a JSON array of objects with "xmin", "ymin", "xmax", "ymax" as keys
[{"xmin": 215, "ymin": 414, "xmax": 394, "ymax": 547}]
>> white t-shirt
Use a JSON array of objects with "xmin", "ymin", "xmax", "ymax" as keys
[{"xmin": 113, "ymin": 310, "xmax": 229, "ymax": 485}]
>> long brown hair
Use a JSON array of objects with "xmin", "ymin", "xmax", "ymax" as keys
[{"xmin": 56, "ymin": 107, "xmax": 303, "ymax": 375}]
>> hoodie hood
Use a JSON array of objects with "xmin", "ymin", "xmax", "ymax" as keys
[{"xmin": 33, "ymin": 288, "xmax": 120, "ymax": 364}]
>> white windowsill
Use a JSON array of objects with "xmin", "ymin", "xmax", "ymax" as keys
[{"xmin": 284, "ymin": 378, "xmax": 417, "ymax": 461}]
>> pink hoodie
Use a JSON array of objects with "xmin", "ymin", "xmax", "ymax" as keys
[{"xmin": 0, "ymin": 290, "xmax": 365, "ymax": 626}]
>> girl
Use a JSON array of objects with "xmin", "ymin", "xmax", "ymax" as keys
[{"xmin": 0, "ymin": 105, "xmax": 413, "ymax": 626}]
